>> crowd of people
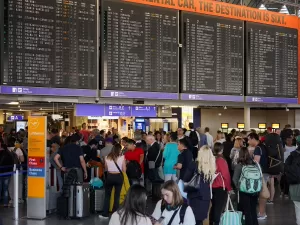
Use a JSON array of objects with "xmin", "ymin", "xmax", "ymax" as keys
[{"xmin": 1, "ymin": 122, "xmax": 300, "ymax": 225}]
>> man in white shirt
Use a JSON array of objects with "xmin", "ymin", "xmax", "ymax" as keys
[{"xmin": 204, "ymin": 127, "xmax": 214, "ymax": 148}]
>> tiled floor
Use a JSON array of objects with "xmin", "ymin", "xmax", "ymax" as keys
[{"xmin": 0, "ymin": 196, "xmax": 297, "ymax": 225}]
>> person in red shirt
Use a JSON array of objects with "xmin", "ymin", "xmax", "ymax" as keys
[
  {"xmin": 210, "ymin": 142, "xmax": 232, "ymax": 225},
  {"xmin": 80, "ymin": 123, "xmax": 90, "ymax": 144},
  {"xmin": 124, "ymin": 139, "xmax": 144, "ymax": 186}
]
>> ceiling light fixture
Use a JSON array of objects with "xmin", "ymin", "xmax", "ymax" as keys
[
  {"xmin": 7, "ymin": 102, "xmax": 19, "ymax": 105},
  {"xmin": 224, "ymin": 106, "xmax": 227, "ymax": 110}
]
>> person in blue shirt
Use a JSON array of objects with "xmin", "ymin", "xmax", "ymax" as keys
[{"xmin": 163, "ymin": 132, "xmax": 179, "ymax": 182}]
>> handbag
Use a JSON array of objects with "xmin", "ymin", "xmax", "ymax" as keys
[
  {"xmin": 148, "ymin": 150, "xmax": 161, "ymax": 169},
  {"xmin": 220, "ymin": 195, "xmax": 242, "ymax": 225},
  {"xmin": 183, "ymin": 172, "xmax": 202, "ymax": 193}
]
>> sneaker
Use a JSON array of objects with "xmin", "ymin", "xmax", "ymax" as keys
[
  {"xmin": 266, "ymin": 200, "xmax": 274, "ymax": 204},
  {"xmin": 99, "ymin": 215, "xmax": 109, "ymax": 219},
  {"xmin": 284, "ymin": 195, "xmax": 289, "ymax": 199},
  {"xmin": 257, "ymin": 213, "xmax": 267, "ymax": 220}
]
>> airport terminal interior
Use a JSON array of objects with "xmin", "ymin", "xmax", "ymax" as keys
[{"xmin": 2, "ymin": 0, "xmax": 300, "ymax": 224}]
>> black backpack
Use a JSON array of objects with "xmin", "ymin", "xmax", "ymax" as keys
[
  {"xmin": 161, "ymin": 203, "xmax": 188, "ymax": 224},
  {"xmin": 189, "ymin": 130, "xmax": 199, "ymax": 147},
  {"xmin": 265, "ymin": 134, "xmax": 284, "ymax": 175},
  {"xmin": 285, "ymin": 150, "xmax": 300, "ymax": 185},
  {"xmin": 126, "ymin": 160, "xmax": 142, "ymax": 180}
]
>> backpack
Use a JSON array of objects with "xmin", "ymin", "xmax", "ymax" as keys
[
  {"xmin": 189, "ymin": 130, "xmax": 199, "ymax": 147},
  {"xmin": 126, "ymin": 160, "xmax": 142, "ymax": 180},
  {"xmin": 239, "ymin": 163, "xmax": 262, "ymax": 194},
  {"xmin": 265, "ymin": 134, "xmax": 284, "ymax": 175},
  {"xmin": 161, "ymin": 202, "xmax": 188, "ymax": 224},
  {"xmin": 285, "ymin": 150, "xmax": 300, "ymax": 185}
]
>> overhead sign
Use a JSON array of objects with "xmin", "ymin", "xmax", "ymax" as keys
[
  {"xmin": 157, "ymin": 106, "xmax": 172, "ymax": 117},
  {"xmin": 105, "ymin": 105, "xmax": 132, "ymax": 117},
  {"xmin": 75, "ymin": 104, "xmax": 105, "ymax": 117},
  {"xmin": 124, "ymin": 0, "xmax": 298, "ymax": 28},
  {"xmin": 7, "ymin": 115, "xmax": 24, "ymax": 121},
  {"xmin": 132, "ymin": 106, "xmax": 156, "ymax": 117}
]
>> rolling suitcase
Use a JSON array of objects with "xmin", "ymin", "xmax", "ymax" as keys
[
  {"xmin": 90, "ymin": 188, "xmax": 105, "ymax": 213},
  {"xmin": 69, "ymin": 183, "xmax": 90, "ymax": 218}
]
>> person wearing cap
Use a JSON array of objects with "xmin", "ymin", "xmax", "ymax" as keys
[
  {"xmin": 54, "ymin": 134, "xmax": 88, "ymax": 183},
  {"xmin": 100, "ymin": 138, "xmax": 114, "ymax": 162}
]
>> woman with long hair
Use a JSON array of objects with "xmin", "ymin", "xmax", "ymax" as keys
[
  {"xmin": 109, "ymin": 184, "xmax": 152, "ymax": 225},
  {"xmin": 232, "ymin": 147, "xmax": 259, "ymax": 225},
  {"xmin": 100, "ymin": 144, "xmax": 126, "ymax": 219},
  {"xmin": 210, "ymin": 143, "xmax": 232, "ymax": 225},
  {"xmin": 183, "ymin": 145, "xmax": 216, "ymax": 225},
  {"xmin": 152, "ymin": 180, "xmax": 195, "ymax": 225},
  {"xmin": 154, "ymin": 131, "xmax": 164, "ymax": 150},
  {"xmin": 230, "ymin": 136, "xmax": 244, "ymax": 170}
]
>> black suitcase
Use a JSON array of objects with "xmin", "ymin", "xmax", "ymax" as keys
[
  {"xmin": 90, "ymin": 188, "xmax": 105, "ymax": 213},
  {"xmin": 57, "ymin": 196, "xmax": 69, "ymax": 219}
]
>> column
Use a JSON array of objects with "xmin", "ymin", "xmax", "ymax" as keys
[{"xmin": 244, "ymin": 106, "xmax": 251, "ymax": 131}]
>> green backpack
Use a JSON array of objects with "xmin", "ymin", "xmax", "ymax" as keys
[{"xmin": 239, "ymin": 163, "xmax": 262, "ymax": 194}]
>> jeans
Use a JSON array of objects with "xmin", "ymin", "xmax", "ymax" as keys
[
  {"xmin": 0, "ymin": 176, "xmax": 11, "ymax": 205},
  {"xmin": 210, "ymin": 188, "xmax": 227, "ymax": 225},
  {"xmin": 56, "ymin": 169, "xmax": 63, "ymax": 192},
  {"xmin": 294, "ymin": 201, "xmax": 300, "ymax": 225},
  {"xmin": 238, "ymin": 192, "xmax": 259, "ymax": 225},
  {"xmin": 102, "ymin": 173, "xmax": 123, "ymax": 217}
]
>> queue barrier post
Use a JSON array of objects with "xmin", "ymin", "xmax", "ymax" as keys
[{"xmin": 13, "ymin": 164, "xmax": 19, "ymax": 221}]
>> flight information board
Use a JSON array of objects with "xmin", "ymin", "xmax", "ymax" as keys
[
  {"xmin": 246, "ymin": 22, "xmax": 298, "ymax": 98},
  {"xmin": 1, "ymin": 0, "xmax": 97, "ymax": 89},
  {"xmin": 102, "ymin": 1, "xmax": 178, "ymax": 93},
  {"xmin": 182, "ymin": 13, "xmax": 244, "ymax": 95}
]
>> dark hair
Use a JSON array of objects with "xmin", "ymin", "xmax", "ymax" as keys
[
  {"xmin": 119, "ymin": 185, "xmax": 148, "ymax": 225},
  {"xmin": 188, "ymin": 123, "xmax": 194, "ymax": 129},
  {"xmin": 126, "ymin": 139, "xmax": 136, "ymax": 145},
  {"xmin": 213, "ymin": 142, "xmax": 223, "ymax": 156},
  {"xmin": 238, "ymin": 147, "xmax": 252, "ymax": 165},
  {"xmin": 170, "ymin": 132, "xmax": 178, "ymax": 142},
  {"xmin": 100, "ymin": 130, "xmax": 105, "ymax": 135},
  {"xmin": 7, "ymin": 137, "xmax": 16, "ymax": 148},
  {"xmin": 183, "ymin": 128, "xmax": 187, "ymax": 134},
  {"xmin": 294, "ymin": 129, "xmax": 300, "ymax": 137},
  {"xmin": 107, "ymin": 143, "xmax": 122, "ymax": 161},
  {"xmin": 162, "ymin": 131, "xmax": 167, "ymax": 135},
  {"xmin": 226, "ymin": 133, "xmax": 233, "ymax": 142},
  {"xmin": 121, "ymin": 137, "xmax": 129, "ymax": 142},
  {"xmin": 154, "ymin": 131, "xmax": 162, "ymax": 142},
  {"xmin": 64, "ymin": 136, "xmax": 71, "ymax": 146},
  {"xmin": 231, "ymin": 129, "xmax": 236, "ymax": 134},
  {"xmin": 248, "ymin": 133, "xmax": 259, "ymax": 141},
  {"xmin": 204, "ymin": 127, "xmax": 210, "ymax": 132},
  {"xmin": 82, "ymin": 123, "xmax": 86, "ymax": 128},
  {"xmin": 285, "ymin": 124, "xmax": 291, "ymax": 129},
  {"xmin": 51, "ymin": 128, "xmax": 58, "ymax": 134},
  {"xmin": 178, "ymin": 138, "xmax": 189, "ymax": 148}
]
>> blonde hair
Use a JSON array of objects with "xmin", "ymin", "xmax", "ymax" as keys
[
  {"xmin": 196, "ymin": 145, "xmax": 216, "ymax": 182},
  {"xmin": 234, "ymin": 136, "xmax": 243, "ymax": 148}
]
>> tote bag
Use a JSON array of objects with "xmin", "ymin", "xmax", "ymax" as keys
[{"xmin": 220, "ymin": 195, "xmax": 242, "ymax": 225}]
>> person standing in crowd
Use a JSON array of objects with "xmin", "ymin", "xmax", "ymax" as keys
[
  {"xmin": 152, "ymin": 180, "xmax": 196, "ymax": 225},
  {"xmin": 100, "ymin": 144, "xmax": 126, "ymax": 219},
  {"xmin": 108, "ymin": 185, "xmax": 152, "ymax": 225},
  {"xmin": 50, "ymin": 143, "xmax": 64, "ymax": 192},
  {"xmin": 241, "ymin": 131, "xmax": 248, "ymax": 147},
  {"xmin": 196, "ymin": 127, "xmax": 208, "ymax": 148},
  {"xmin": 214, "ymin": 131, "xmax": 226, "ymax": 144},
  {"xmin": 54, "ymin": 134, "xmax": 88, "ymax": 182},
  {"xmin": 163, "ymin": 132, "xmax": 179, "ymax": 182},
  {"xmin": 174, "ymin": 138, "xmax": 193, "ymax": 181},
  {"xmin": 281, "ymin": 137, "xmax": 297, "ymax": 197},
  {"xmin": 222, "ymin": 134, "xmax": 234, "ymax": 171},
  {"xmin": 205, "ymin": 127, "xmax": 214, "ymax": 148},
  {"xmin": 98, "ymin": 130, "xmax": 106, "ymax": 150},
  {"xmin": 185, "ymin": 123, "xmax": 200, "ymax": 160},
  {"xmin": 210, "ymin": 143, "xmax": 232, "ymax": 225},
  {"xmin": 230, "ymin": 136, "xmax": 244, "ymax": 172},
  {"xmin": 124, "ymin": 139, "xmax": 144, "ymax": 185},
  {"xmin": 121, "ymin": 137, "xmax": 129, "ymax": 155},
  {"xmin": 112, "ymin": 128, "xmax": 120, "ymax": 143},
  {"xmin": 177, "ymin": 127, "xmax": 186, "ymax": 140},
  {"xmin": 134, "ymin": 132, "xmax": 147, "ymax": 153},
  {"xmin": 285, "ymin": 140, "xmax": 300, "ymax": 225},
  {"xmin": 248, "ymin": 133, "xmax": 268, "ymax": 220},
  {"xmin": 230, "ymin": 129, "xmax": 237, "ymax": 137},
  {"xmin": 154, "ymin": 131, "xmax": 164, "ymax": 150},
  {"xmin": 233, "ymin": 147, "xmax": 259, "ymax": 225},
  {"xmin": 293, "ymin": 129, "xmax": 300, "ymax": 146},
  {"xmin": 79, "ymin": 123, "xmax": 90, "ymax": 144},
  {"xmin": 0, "ymin": 143, "xmax": 14, "ymax": 207},
  {"xmin": 281, "ymin": 124, "xmax": 293, "ymax": 147},
  {"xmin": 182, "ymin": 145, "xmax": 216, "ymax": 225},
  {"xmin": 100, "ymin": 138, "xmax": 114, "ymax": 162},
  {"xmin": 51, "ymin": 128, "xmax": 61, "ymax": 145}
]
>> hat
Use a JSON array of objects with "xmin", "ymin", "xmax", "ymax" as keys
[{"xmin": 88, "ymin": 139, "xmax": 98, "ymax": 146}]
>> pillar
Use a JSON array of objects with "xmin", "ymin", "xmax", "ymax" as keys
[{"xmin": 244, "ymin": 106, "xmax": 251, "ymax": 131}]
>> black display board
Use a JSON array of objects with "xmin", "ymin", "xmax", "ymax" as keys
[
  {"xmin": 1, "ymin": 0, "xmax": 97, "ymax": 89},
  {"xmin": 102, "ymin": 0, "xmax": 178, "ymax": 92},
  {"xmin": 182, "ymin": 12, "xmax": 244, "ymax": 95},
  {"xmin": 246, "ymin": 22, "xmax": 298, "ymax": 98}
]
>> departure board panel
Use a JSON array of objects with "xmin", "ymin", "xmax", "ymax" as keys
[
  {"xmin": 102, "ymin": 1, "xmax": 178, "ymax": 92},
  {"xmin": 1, "ymin": 0, "xmax": 97, "ymax": 89},
  {"xmin": 246, "ymin": 22, "xmax": 298, "ymax": 98},
  {"xmin": 182, "ymin": 13, "xmax": 244, "ymax": 95}
]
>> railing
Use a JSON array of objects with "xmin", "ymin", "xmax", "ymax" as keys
[{"xmin": 0, "ymin": 164, "xmax": 27, "ymax": 221}]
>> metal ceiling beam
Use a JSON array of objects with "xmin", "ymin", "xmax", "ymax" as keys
[{"xmin": 265, "ymin": 0, "xmax": 300, "ymax": 8}]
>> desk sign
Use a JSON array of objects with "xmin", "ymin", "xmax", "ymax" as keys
[
  {"xmin": 27, "ymin": 116, "xmax": 47, "ymax": 219},
  {"xmin": 221, "ymin": 123, "xmax": 229, "ymax": 129},
  {"xmin": 272, "ymin": 123, "xmax": 280, "ymax": 129},
  {"xmin": 237, "ymin": 123, "xmax": 245, "ymax": 129}
]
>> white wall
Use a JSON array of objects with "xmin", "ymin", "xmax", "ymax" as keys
[{"xmin": 200, "ymin": 108, "xmax": 295, "ymax": 135}]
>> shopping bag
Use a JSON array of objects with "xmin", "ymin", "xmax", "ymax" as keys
[
  {"xmin": 220, "ymin": 195, "xmax": 242, "ymax": 225},
  {"xmin": 177, "ymin": 179, "xmax": 187, "ymax": 199}
]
